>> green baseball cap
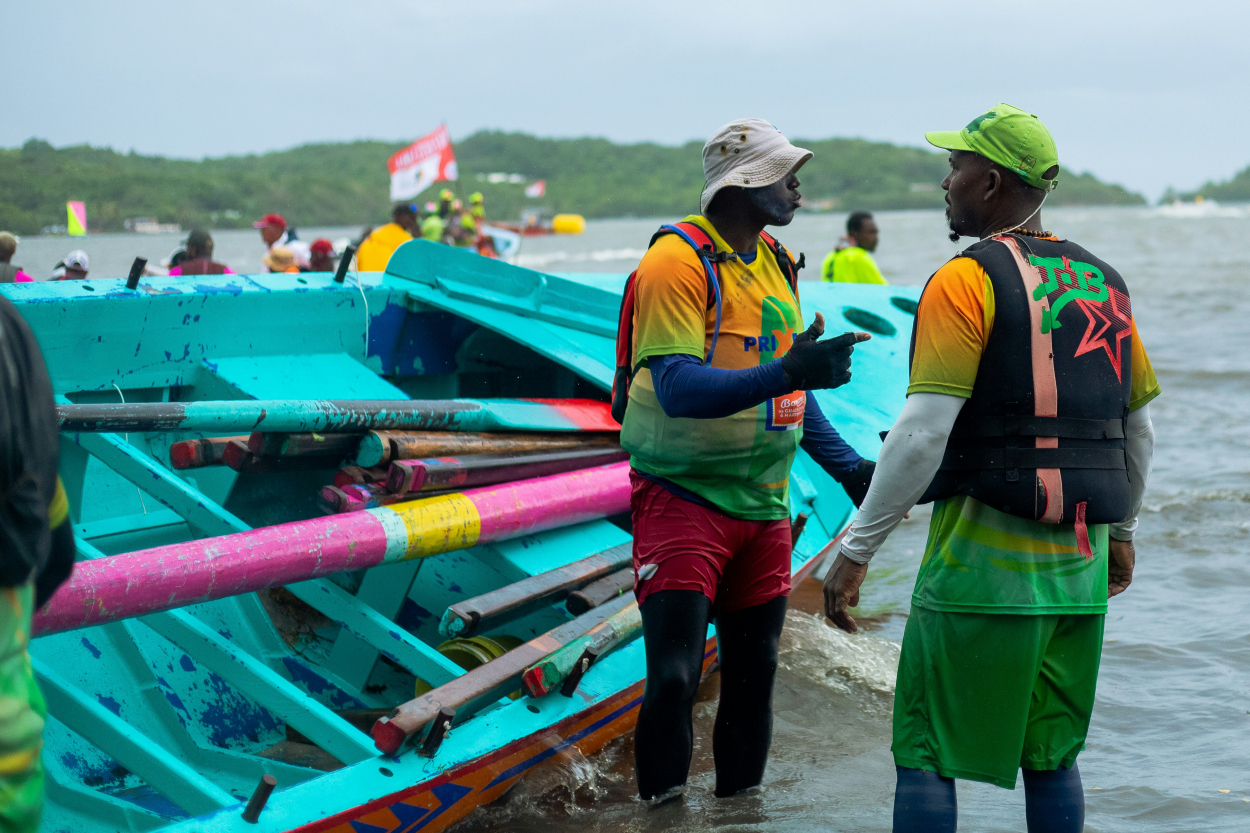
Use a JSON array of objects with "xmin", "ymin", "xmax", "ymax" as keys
[{"xmin": 926, "ymin": 103, "xmax": 1059, "ymax": 192}]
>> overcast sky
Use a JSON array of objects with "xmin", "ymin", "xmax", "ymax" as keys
[{"xmin": 7, "ymin": 1, "xmax": 1249, "ymax": 200}]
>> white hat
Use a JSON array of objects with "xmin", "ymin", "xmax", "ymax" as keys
[
  {"xmin": 700, "ymin": 119, "xmax": 812, "ymax": 214},
  {"xmin": 63, "ymin": 250, "xmax": 89, "ymax": 270}
]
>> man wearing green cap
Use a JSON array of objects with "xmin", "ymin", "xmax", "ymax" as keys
[{"xmin": 823, "ymin": 104, "xmax": 1160, "ymax": 832}]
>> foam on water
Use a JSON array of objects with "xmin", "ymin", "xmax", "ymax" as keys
[{"xmin": 778, "ymin": 610, "xmax": 900, "ymax": 696}]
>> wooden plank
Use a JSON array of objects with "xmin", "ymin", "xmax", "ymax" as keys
[
  {"xmin": 140, "ymin": 609, "xmax": 377, "ymax": 765},
  {"xmin": 438, "ymin": 542, "xmax": 631, "ymax": 639},
  {"xmin": 372, "ymin": 594, "xmax": 634, "ymax": 754},
  {"xmin": 34, "ymin": 659, "xmax": 237, "ymax": 816},
  {"xmin": 67, "ymin": 431, "xmax": 248, "ymax": 538}
]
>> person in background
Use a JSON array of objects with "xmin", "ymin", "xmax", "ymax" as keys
[
  {"xmin": 420, "ymin": 208, "xmax": 446, "ymax": 243},
  {"xmin": 621, "ymin": 118, "xmax": 874, "ymax": 805},
  {"xmin": 822, "ymin": 211, "xmax": 887, "ymax": 284},
  {"xmin": 169, "ymin": 230, "xmax": 233, "ymax": 276},
  {"xmin": 469, "ymin": 191, "xmax": 486, "ymax": 224},
  {"xmin": 450, "ymin": 200, "xmax": 475, "ymax": 247},
  {"xmin": 0, "ymin": 290, "xmax": 76, "ymax": 832},
  {"xmin": 309, "ymin": 239, "xmax": 338, "ymax": 273},
  {"xmin": 823, "ymin": 104, "xmax": 1158, "ymax": 833},
  {"xmin": 0, "ymin": 234, "xmax": 34, "ymax": 283},
  {"xmin": 356, "ymin": 203, "xmax": 417, "ymax": 271},
  {"xmin": 59, "ymin": 251, "xmax": 89, "ymax": 281},
  {"xmin": 253, "ymin": 213, "xmax": 311, "ymax": 269},
  {"xmin": 262, "ymin": 246, "xmax": 299, "ymax": 274}
]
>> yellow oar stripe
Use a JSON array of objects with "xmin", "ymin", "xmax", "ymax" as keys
[{"xmin": 386, "ymin": 493, "xmax": 482, "ymax": 560}]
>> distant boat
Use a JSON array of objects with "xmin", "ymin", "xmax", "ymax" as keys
[
  {"xmin": 1152, "ymin": 196, "xmax": 1246, "ymax": 218},
  {"xmin": 126, "ymin": 217, "xmax": 184, "ymax": 234}
]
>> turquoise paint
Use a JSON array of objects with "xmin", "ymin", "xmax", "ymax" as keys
[{"xmin": 13, "ymin": 250, "xmax": 914, "ymax": 831}]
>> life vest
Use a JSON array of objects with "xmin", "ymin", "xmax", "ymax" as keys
[
  {"xmin": 610, "ymin": 221, "xmax": 803, "ymax": 424},
  {"xmin": 916, "ymin": 234, "xmax": 1132, "ymax": 538}
]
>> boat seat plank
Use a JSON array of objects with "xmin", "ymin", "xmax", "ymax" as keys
[
  {"xmin": 203, "ymin": 353, "xmax": 409, "ymax": 401},
  {"xmin": 139, "ymin": 609, "xmax": 377, "ymax": 765},
  {"xmin": 323, "ymin": 560, "xmax": 423, "ymax": 690},
  {"xmin": 34, "ymin": 659, "xmax": 237, "ymax": 816},
  {"xmin": 285, "ymin": 577, "xmax": 464, "ymax": 687},
  {"xmin": 66, "ymin": 430, "xmax": 248, "ymax": 538}
]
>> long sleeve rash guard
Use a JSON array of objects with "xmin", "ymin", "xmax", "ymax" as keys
[{"xmin": 648, "ymin": 353, "xmax": 863, "ymax": 477}]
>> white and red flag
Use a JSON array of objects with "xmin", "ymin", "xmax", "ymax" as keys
[
  {"xmin": 524, "ymin": 179, "xmax": 546, "ymax": 198},
  {"xmin": 389, "ymin": 125, "xmax": 458, "ymax": 200}
]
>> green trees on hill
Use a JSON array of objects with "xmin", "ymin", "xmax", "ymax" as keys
[
  {"xmin": 1174, "ymin": 164, "xmax": 1250, "ymax": 202},
  {"xmin": 0, "ymin": 133, "xmax": 1143, "ymax": 236}
]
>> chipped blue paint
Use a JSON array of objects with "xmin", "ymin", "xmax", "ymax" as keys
[
  {"xmin": 280, "ymin": 657, "xmax": 367, "ymax": 711},
  {"xmin": 80, "ymin": 637, "xmax": 102, "ymax": 659},
  {"xmin": 96, "ymin": 695, "xmax": 122, "ymax": 716}
]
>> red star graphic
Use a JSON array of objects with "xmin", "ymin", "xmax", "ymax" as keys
[{"xmin": 1072, "ymin": 287, "xmax": 1132, "ymax": 382}]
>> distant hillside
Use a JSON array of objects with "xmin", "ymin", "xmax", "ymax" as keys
[
  {"xmin": 1174, "ymin": 164, "xmax": 1250, "ymax": 202},
  {"xmin": 0, "ymin": 133, "xmax": 1144, "ymax": 235}
]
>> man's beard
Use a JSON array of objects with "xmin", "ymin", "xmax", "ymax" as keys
[{"xmin": 746, "ymin": 187, "xmax": 795, "ymax": 225}]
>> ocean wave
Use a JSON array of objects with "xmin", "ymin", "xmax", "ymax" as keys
[
  {"xmin": 516, "ymin": 248, "xmax": 646, "ymax": 268},
  {"xmin": 1145, "ymin": 489, "xmax": 1250, "ymax": 512},
  {"xmin": 779, "ymin": 611, "xmax": 901, "ymax": 694}
]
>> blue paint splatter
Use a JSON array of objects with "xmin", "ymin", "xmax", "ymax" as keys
[
  {"xmin": 80, "ymin": 637, "xmax": 101, "ymax": 659},
  {"xmin": 281, "ymin": 657, "xmax": 366, "ymax": 710},
  {"xmin": 179, "ymin": 654, "xmax": 195, "ymax": 672},
  {"xmin": 96, "ymin": 695, "xmax": 122, "ymax": 716}
]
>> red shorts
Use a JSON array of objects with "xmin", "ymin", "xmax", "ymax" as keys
[{"xmin": 630, "ymin": 470, "xmax": 792, "ymax": 613}]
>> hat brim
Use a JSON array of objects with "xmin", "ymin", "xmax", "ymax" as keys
[
  {"xmin": 925, "ymin": 131, "xmax": 972, "ymax": 152},
  {"xmin": 700, "ymin": 146, "xmax": 813, "ymax": 215}
]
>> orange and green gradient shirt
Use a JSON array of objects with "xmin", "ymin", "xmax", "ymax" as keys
[
  {"xmin": 619, "ymin": 215, "xmax": 805, "ymax": 520},
  {"xmin": 909, "ymin": 254, "xmax": 1160, "ymax": 614}
]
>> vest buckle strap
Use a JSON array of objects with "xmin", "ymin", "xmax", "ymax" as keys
[{"xmin": 939, "ymin": 447, "xmax": 1127, "ymax": 471}]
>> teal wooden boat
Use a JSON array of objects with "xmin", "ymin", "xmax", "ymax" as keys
[{"xmin": 4, "ymin": 240, "xmax": 917, "ymax": 832}]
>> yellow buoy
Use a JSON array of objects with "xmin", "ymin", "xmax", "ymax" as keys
[{"xmin": 551, "ymin": 214, "xmax": 585, "ymax": 235}]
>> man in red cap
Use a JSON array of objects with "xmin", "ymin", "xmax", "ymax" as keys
[
  {"xmin": 309, "ymin": 239, "xmax": 338, "ymax": 273},
  {"xmin": 253, "ymin": 213, "xmax": 310, "ymax": 271}
]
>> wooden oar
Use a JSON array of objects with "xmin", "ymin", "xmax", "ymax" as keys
[
  {"xmin": 169, "ymin": 436, "xmax": 248, "ymax": 469},
  {"xmin": 247, "ymin": 432, "xmax": 363, "ymax": 459},
  {"xmin": 355, "ymin": 430, "xmax": 613, "ymax": 468},
  {"xmin": 566, "ymin": 567, "xmax": 634, "ymax": 615},
  {"xmin": 522, "ymin": 600, "xmax": 641, "ymax": 698},
  {"xmin": 438, "ymin": 542, "xmax": 631, "ymax": 639},
  {"xmin": 386, "ymin": 446, "xmax": 627, "ymax": 495},
  {"xmin": 371, "ymin": 594, "xmax": 633, "ymax": 755}
]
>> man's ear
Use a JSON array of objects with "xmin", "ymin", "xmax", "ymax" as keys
[{"xmin": 983, "ymin": 167, "xmax": 1002, "ymax": 203}]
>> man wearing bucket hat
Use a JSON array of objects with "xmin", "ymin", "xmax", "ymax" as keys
[
  {"xmin": 614, "ymin": 118, "xmax": 875, "ymax": 803},
  {"xmin": 823, "ymin": 104, "xmax": 1160, "ymax": 832}
]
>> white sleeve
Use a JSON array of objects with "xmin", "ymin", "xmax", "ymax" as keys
[
  {"xmin": 1108, "ymin": 403, "xmax": 1155, "ymax": 542},
  {"xmin": 838, "ymin": 392, "xmax": 966, "ymax": 564}
]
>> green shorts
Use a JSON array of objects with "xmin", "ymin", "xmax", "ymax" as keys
[{"xmin": 892, "ymin": 605, "xmax": 1104, "ymax": 789}]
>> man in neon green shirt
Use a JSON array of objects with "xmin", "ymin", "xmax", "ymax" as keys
[{"xmin": 821, "ymin": 211, "xmax": 887, "ymax": 284}]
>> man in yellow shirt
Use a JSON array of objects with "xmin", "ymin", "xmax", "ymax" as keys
[
  {"xmin": 822, "ymin": 211, "xmax": 887, "ymax": 284},
  {"xmin": 356, "ymin": 203, "xmax": 418, "ymax": 271}
]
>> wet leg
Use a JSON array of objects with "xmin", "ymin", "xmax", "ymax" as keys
[
  {"xmin": 1023, "ymin": 764, "xmax": 1084, "ymax": 833},
  {"xmin": 893, "ymin": 766, "xmax": 957, "ymax": 833},
  {"xmin": 634, "ymin": 590, "xmax": 712, "ymax": 800},
  {"xmin": 711, "ymin": 594, "xmax": 788, "ymax": 797}
]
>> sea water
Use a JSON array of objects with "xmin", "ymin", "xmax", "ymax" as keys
[{"xmin": 15, "ymin": 207, "xmax": 1250, "ymax": 831}]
